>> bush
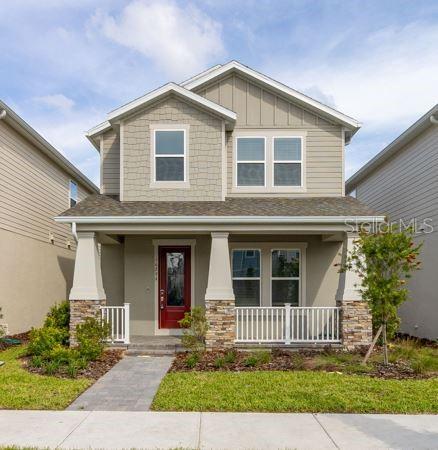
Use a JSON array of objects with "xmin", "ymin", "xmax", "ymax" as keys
[
  {"xmin": 224, "ymin": 350, "xmax": 237, "ymax": 364},
  {"xmin": 28, "ymin": 326, "xmax": 65, "ymax": 357},
  {"xmin": 179, "ymin": 307, "xmax": 208, "ymax": 353},
  {"xmin": 44, "ymin": 301, "xmax": 70, "ymax": 331},
  {"xmin": 254, "ymin": 350, "xmax": 271, "ymax": 365},
  {"xmin": 75, "ymin": 317, "xmax": 110, "ymax": 361},
  {"xmin": 185, "ymin": 352, "xmax": 200, "ymax": 369},
  {"xmin": 214, "ymin": 356, "xmax": 226, "ymax": 369},
  {"xmin": 243, "ymin": 355, "xmax": 258, "ymax": 367}
]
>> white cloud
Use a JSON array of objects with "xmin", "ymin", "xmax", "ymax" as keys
[
  {"xmin": 93, "ymin": 0, "xmax": 225, "ymax": 79},
  {"xmin": 33, "ymin": 94, "xmax": 75, "ymax": 112}
]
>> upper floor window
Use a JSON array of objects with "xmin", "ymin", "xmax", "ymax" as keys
[
  {"xmin": 273, "ymin": 138, "xmax": 302, "ymax": 186},
  {"xmin": 236, "ymin": 137, "xmax": 265, "ymax": 187},
  {"xmin": 69, "ymin": 180, "xmax": 77, "ymax": 207},
  {"xmin": 154, "ymin": 129, "xmax": 186, "ymax": 182}
]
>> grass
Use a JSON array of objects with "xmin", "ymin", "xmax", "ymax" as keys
[
  {"xmin": 152, "ymin": 371, "xmax": 438, "ymax": 414},
  {"xmin": 0, "ymin": 346, "xmax": 92, "ymax": 410}
]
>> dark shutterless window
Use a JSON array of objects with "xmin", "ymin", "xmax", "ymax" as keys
[
  {"xmin": 155, "ymin": 130, "xmax": 185, "ymax": 181},
  {"xmin": 271, "ymin": 249, "xmax": 300, "ymax": 306},
  {"xmin": 236, "ymin": 138, "xmax": 265, "ymax": 186},
  {"xmin": 69, "ymin": 181, "xmax": 77, "ymax": 207},
  {"xmin": 232, "ymin": 249, "xmax": 261, "ymax": 306}
]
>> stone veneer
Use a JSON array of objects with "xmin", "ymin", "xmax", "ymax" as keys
[
  {"xmin": 205, "ymin": 299, "xmax": 235, "ymax": 350},
  {"xmin": 337, "ymin": 299, "xmax": 372, "ymax": 350},
  {"xmin": 69, "ymin": 299, "xmax": 106, "ymax": 346}
]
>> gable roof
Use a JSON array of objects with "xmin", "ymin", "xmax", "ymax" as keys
[
  {"xmin": 346, "ymin": 104, "xmax": 438, "ymax": 192},
  {"xmin": 0, "ymin": 100, "xmax": 98, "ymax": 194},
  {"xmin": 86, "ymin": 83, "xmax": 236, "ymax": 150},
  {"xmin": 181, "ymin": 60, "xmax": 361, "ymax": 134}
]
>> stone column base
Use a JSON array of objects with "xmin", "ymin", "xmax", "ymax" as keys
[
  {"xmin": 205, "ymin": 298, "xmax": 235, "ymax": 350},
  {"xmin": 337, "ymin": 299, "xmax": 372, "ymax": 351},
  {"xmin": 70, "ymin": 299, "xmax": 106, "ymax": 347}
]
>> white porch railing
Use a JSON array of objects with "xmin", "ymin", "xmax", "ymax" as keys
[
  {"xmin": 235, "ymin": 304, "xmax": 340, "ymax": 344},
  {"xmin": 100, "ymin": 303, "xmax": 130, "ymax": 344}
]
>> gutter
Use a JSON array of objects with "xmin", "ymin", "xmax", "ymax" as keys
[
  {"xmin": 71, "ymin": 222, "xmax": 78, "ymax": 242},
  {"xmin": 55, "ymin": 215, "xmax": 386, "ymax": 224}
]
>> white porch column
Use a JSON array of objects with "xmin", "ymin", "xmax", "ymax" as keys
[
  {"xmin": 336, "ymin": 232, "xmax": 372, "ymax": 350},
  {"xmin": 205, "ymin": 232, "xmax": 235, "ymax": 349},
  {"xmin": 69, "ymin": 232, "xmax": 106, "ymax": 346},
  {"xmin": 205, "ymin": 232, "xmax": 235, "ymax": 301}
]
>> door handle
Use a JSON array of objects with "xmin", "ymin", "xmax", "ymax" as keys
[{"xmin": 159, "ymin": 289, "xmax": 165, "ymax": 309}]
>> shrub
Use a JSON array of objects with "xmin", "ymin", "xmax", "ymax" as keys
[
  {"xmin": 254, "ymin": 350, "xmax": 271, "ymax": 365},
  {"xmin": 290, "ymin": 353, "xmax": 305, "ymax": 369},
  {"xmin": 75, "ymin": 317, "xmax": 110, "ymax": 361},
  {"xmin": 224, "ymin": 350, "xmax": 237, "ymax": 364},
  {"xmin": 44, "ymin": 301, "xmax": 70, "ymax": 345},
  {"xmin": 179, "ymin": 307, "xmax": 208, "ymax": 352},
  {"xmin": 214, "ymin": 356, "xmax": 226, "ymax": 369},
  {"xmin": 31, "ymin": 355, "xmax": 43, "ymax": 368},
  {"xmin": 185, "ymin": 352, "xmax": 200, "ymax": 369},
  {"xmin": 42, "ymin": 359, "xmax": 61, "ymax": 376},
  {"xmin": 243, "ymin": 355, "xmax": 258, "ymax": 367},
  {"xmin": 28, "ymin": 326, "xmax": 65, "ymax": 357}
]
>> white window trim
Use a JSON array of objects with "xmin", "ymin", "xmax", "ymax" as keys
[
  {"xmin": 235, "ymin": 136, "xmax": 266, "ymax": 188},
  {"xmin": 272, "ymin": 136, "xmax": 304, "ymax": 189},
  {"xmin": 69, "ymin": 180, "xmax": 78, "ymax": 208},
  {"xmin": 270, "ymin": 248, "xmax": 301, "ymax": 307},
  {"xmin": 231, "ymin": 248, "xmax": 262, "ymax": 307},
  {"xmin": 232, "ymin": 130, "xmax": 307, "ymax": 194},
  {"xmin": 150, "ymin": 124, "xmax": 190, "ymax": 188},
  {"xmin": 230, "ymin": 242, "xmax": 307, "ymax": 307}
]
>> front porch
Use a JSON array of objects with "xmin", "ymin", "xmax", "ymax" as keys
[{"xmin": 67, "ymin": 228, "xmax": 372, "ymax": 351}]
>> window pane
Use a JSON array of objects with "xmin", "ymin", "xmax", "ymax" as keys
[
  {"xmin": 69, "ymin": 181, "xmax": 77, "ymax": 207},
  {"xmin": 233, "ymin": 280, "xmax": 260, "ymax": 306},
  {"xmin": 274, "ymin": 163, "xmax": 301, "ymax": 186},
  {"xmin": 156, "ymin": 130, "xmax": 184, "ymax": 155},
  {"xmin": 232, "ymin": 250, "xmax": 260, "ymax": 278},
  {"xmin": 156, "ymin": 157, "xmax": 184, "ymax": 181},
  {"xmin": 237, "ymin": 138, "xmax": 264, "ymax": 161},
  {"xmin": 237, "ymin": 163, "xmax": 264, "ymax": 186},
  {"xmin": 166, "ymin": 252, "xmax": 185, "ymax": 306},
  {"xmin": 274, "ymin": 138, "xmax": 301, "ymax": 160},
  {"xmin": 272, "ymin": 250, "xmax": 299, "ymax": 277},
  {"xmin": 272, "ymin": 280, "xmax": 299, "ymax": 306}
]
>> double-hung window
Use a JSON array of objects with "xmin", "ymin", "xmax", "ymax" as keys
[
  {"xmin": 154, "ymin": 130, "xmax": 186, "ymax": 182},
  {"xmin": 273, "ymin": 137, "xmax": 302, "ymax": 186},
  {"xmin": 271, "ymin": 249, "xmax": 300, "ymax": 306},
  {"xmin": 69, "ymin": 180, "xmax": 78, "ymax": 207},
  {"xmin": 232, "ymin": 249, "xmax": 261, "ymax": 306},
  {"xmin": 236, "ymin": 137, "xmax": 265, "ymax": 186}
]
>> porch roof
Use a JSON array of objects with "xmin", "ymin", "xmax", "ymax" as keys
[{"xmin": 56, "ymin": 194, "xmax": 383, "ymax": 223}]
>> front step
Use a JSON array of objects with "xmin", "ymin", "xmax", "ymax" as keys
[
  {"xmin": 125, "ymin": 336, "xmax": 184, "ymax": 356},
  {"xmin": 125, "ymin": 348, "xmax": 179, "ymax": 356}
]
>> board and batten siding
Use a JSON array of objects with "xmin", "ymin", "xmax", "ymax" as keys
[
  {"xmin": 194, "ymin": 74, "xmax": 344, "ymax": 197},
  {"xmin": 355, "ymin": 125, "xmax": 438, "ymax": 230},
  {"xmin": 101, "ymin": 129, "xmax": 120, "ymax": 195},
  {"xmin": 0, "ymin": 120, "xmax": 90, "ymax": 250}
]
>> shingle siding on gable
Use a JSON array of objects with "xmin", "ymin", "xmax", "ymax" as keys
[
  {"xmin": 101, "ymin": 129, "xmax": 120, "ymax": 195},
  {"xmin": 355, "ymin": 125, "xmax": 438, "ymax": 229},
  {"xmin": 122, "ymin": 96, "xmax": 223, "ymax": 201},
  {"xmin": 195, "ymin": 74, "xmax": 344, "ymax": 197}
]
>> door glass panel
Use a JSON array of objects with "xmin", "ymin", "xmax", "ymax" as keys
[{"xmin": 166, "ymin": 252, "xmax": 184, "ymax": 306}]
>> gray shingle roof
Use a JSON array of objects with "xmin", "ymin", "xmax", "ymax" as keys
[{"xmin": 59, "ymin": 194, "xmax": 380, "ymax": 218}]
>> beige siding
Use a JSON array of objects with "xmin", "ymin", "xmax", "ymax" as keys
[
  {"xmin": 101, "ymin": 129, "xmax": 120, "ymax": 195},
  {"xmin": 354, "ymin": 125, "xmax": 438, "ymax": 340},
  {"xmin": 122, "ymin": 95, "xmax": 223, "ymax": 201},
  {"xmin": 0, "ymin": 120, "xmax": 90, "ymax": 250},
  {"xmin": 195, "ymin": 74, "xmax": 344, "ymax": 197},
  {"xmin": 102, "ymin": 234, "xmax": 341, "ymax": 336}
]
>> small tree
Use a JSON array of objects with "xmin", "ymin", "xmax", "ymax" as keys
[
  {"xmin": 179, "ymin": 307, "xmax": 208, "ymax": 353},
  {"xmin": 344, "ymin": 225, "xmax": 421, "ymax": 364}
]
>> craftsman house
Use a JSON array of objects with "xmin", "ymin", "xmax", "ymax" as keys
[{"xmin": 56, "ymin": 61, "xmax": 384, "ymax": 350}]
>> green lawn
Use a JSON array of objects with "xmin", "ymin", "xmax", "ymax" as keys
[
  {"xmin": 152, "ymin": 371, "xmax": 438, "ymax": 414},
  {"xmin": 0, "ymin": 346, "xmax": 92, "ymax": 410}
]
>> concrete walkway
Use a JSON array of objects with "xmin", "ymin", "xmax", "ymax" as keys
[
  {"xmin": 67, "ymin": 356, "xmax": 173, "ymax": 411},
  {"xmin": 0, "ymin": 411, "xmax": 437, "ymax": 449}
]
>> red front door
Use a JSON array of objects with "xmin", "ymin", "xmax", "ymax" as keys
[{"xmin": 158, "ymin": 246, "xmax": 191, "ymax": 329}]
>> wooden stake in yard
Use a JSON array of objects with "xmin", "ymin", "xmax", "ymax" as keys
[{"xmin": 362, "ymin": 325, "xmax": 383, "ymax": 365}]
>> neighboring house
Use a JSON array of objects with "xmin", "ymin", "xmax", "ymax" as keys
[
  {"xmin": 56, "ymin": 61, "xmax": 384, "ymax": 350},
  {"xmin": 0, "ymin": 101, "xmax": 98, "ymax": 334},
  {"xmin": 346, "ymin": 105, "xmax": 438, "ymax": 341}
]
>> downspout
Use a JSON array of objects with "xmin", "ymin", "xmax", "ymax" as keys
[
  {"xmin": 0, "ymin": 109, "xmax": 6, "ymax": 120},
  {"xmin": 430, "ymin": 114, "xmax": 438, "ymax": 125},
  {"xmin": 71, "ymin": 222, "xmax": 78, "ymax": 243}
]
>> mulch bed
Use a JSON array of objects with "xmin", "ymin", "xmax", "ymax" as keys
[
  {"xmin": 24, "ymin": 349, "xmax": 124, "ymax": 380},
  {"xmin": 170, "ymin": 349, "xmax": 434, "ymax": 380},
  {"xmin": 0, "ymin": 331, "xmax": 30, "ymax": 351}
]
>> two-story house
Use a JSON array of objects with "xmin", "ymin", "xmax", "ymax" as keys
[
  {"xmin": 56, "ymin": 61, "xmax": 384, "ymax": 350},
  {"xmin": 0, "ymin": 100, "xmax": 98, "ymax": 334}
]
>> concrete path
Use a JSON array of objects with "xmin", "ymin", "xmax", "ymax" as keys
[
  {"xmin": 67, "ymin": 356, "xmax": 173, "ymax": 411},
  {"xmin": 0, "ymin": 411, "xmax": 437, "ymax": 449}
]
